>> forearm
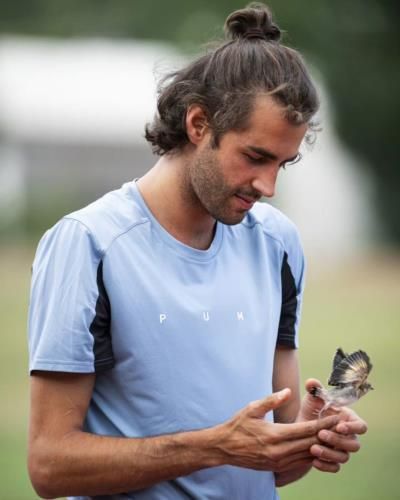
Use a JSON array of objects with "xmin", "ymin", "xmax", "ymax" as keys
[
  {"xmin": 30, "ymin": 426, "xmax": 222, "ymax": 498},
  {"xmin": 272, "ymin": 349, "xmax": 313, "ymax": 486}
]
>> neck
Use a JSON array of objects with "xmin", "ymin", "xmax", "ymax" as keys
[{"xmin": 136, "ymin": 153, "xmax": 216, "ymax": 250}]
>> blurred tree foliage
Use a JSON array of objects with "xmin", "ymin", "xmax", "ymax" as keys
[{"xmin": 1, "ymin": 0, "xmax": 399, "ymax": 241}]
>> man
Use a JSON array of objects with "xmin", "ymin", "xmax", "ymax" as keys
[{"xmin": 27, "ymin": 3, "xmax": 367, "ymax": 499}]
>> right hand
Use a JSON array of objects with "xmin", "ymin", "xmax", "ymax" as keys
[{"xmin": 213, "ymin": 388, "xmax": 340, "ymax": 473}]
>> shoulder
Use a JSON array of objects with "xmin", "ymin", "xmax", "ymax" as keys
[
  {"xmin": 50, "ymin": 181, "xmax": 148, "ymax": 256},
  {"xmin": 243, "ymin": 201, "xmax": 302, "ymax": 254}
]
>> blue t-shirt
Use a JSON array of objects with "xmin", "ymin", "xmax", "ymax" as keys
[{"xmin": 28, "ymin": 180, "xmax": 305, "ymax": 500}]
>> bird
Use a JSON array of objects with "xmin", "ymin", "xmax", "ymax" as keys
[{"xmin": 310, "ymin": 348, "xmax": 373, "ymax": 416}]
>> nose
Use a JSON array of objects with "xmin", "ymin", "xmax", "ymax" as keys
[{"xmin": 251, "ymin": 165, "xmax": 280, "ymax": 198}]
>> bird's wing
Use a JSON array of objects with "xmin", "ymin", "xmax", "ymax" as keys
[
  {"xmin": 328, "ymin": 350, "xmax": 372, "ymax": 387},
  {"xmin": 332, "ymin": 347, "xmax": 347, "ymax": 371}
]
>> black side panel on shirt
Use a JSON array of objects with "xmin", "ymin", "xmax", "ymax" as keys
[
  {"xmin": 277, "ymin": 251, "xmax": 298, "ymax": 348},
  {"xmin": 89, "ymin": 260, "xmax": 115, "ymax": 371}
]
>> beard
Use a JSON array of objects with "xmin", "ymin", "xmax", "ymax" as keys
[{"xmin": 184, "ymin": 142, "xmax": 261, "ymax": 226}]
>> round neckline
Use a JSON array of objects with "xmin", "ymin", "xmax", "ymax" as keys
[{"xmin": 130, "ymin": 180, "xmax": 224, "ymax": 262}]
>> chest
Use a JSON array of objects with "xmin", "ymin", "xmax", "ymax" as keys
[
  {"xmin": 106, "ymin": 229, "xmax": 283, "ymax": 341},
  {"xmin": 99, "ymin": 228, "xmax": 284, "ymax": 427}
]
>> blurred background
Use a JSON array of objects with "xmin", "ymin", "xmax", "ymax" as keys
[{"xmin": 0, "ymin": 1, "xmax": 399, "ymax": 498}]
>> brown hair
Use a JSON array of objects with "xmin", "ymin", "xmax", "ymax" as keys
[{"xmin": 145, "ymin": 2, "xmax": 319, "ymax": 155}]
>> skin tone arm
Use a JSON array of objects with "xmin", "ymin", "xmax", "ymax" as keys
[
  {"xmin": 272, "ymin": 347, "xmax": 368, "ymax": 487},
  {"xmin": 28, "ymin": 371, "xmax": 340, "ymax": 498}
]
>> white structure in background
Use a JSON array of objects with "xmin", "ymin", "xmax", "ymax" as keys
[
  {"xmin": 275, "ymin": 86, "xmax": 374, "ymax": 261},
  {"xmin": 0, "ymin": 36, "xmax": 182, "ymax": 231},
  {"xmin": 0, "ymin": 36, "xmax": 373, "ymax": 259}
]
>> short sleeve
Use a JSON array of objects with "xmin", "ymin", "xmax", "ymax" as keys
[
  {"xmin": 276, "ymin": 224, "xmax": 305, "ymax": 349},
  {"xmin": 28, "ymin": 218, "xmax": 114, "ymax": 374}
]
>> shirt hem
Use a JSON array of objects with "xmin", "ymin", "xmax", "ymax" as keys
[{"xmin": 29, "ymin": 360, "xmax": 94, "ymax": 374}]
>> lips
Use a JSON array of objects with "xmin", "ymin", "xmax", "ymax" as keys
[{"xmin": 234, "ymin": 193, "xmax": 258, "ymax": 210}]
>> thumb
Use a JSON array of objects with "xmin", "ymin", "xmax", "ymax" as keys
[
  {"xmin": 247, "ymin": 388, "xmax": 291, "ymax": 418},
  {"xmin": 298, "ymin": 378, "xmax": 324, "ymax": 421}
]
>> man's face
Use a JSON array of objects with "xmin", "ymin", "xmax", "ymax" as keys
[{"xmin": 186, "ymin": 95, "xmax": 308, "ymax": 225}]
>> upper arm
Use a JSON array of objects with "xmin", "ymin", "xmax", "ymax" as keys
[
  {"xmin": 273, "ymin": 219, "xmax": 305, "ymax": 422},
  {"xmin": 29, "ymin": 371, "xmax": 95, "ymax": 455},
  {"xmin": 28, "ymin": 371, "xmax": 95, "ymax": 494},
  {"xmin": 272, "ymin": 347, "xmax": 301, "ymax": 423},
  {"xmin": 28, "ymin": 218, "xmax": 114, "ymax": 376}
]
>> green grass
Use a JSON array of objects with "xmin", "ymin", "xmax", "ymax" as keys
[
  {"xmin": 1, "ymin": 244, "xmax": 399, "ymax": 499},
  {"xmin": 283, "ymin": 256, "xmax": 400, "ymax": 500},
  {"xmin": 0, "ymin": 245, "xmax": 34, "ymax": 499}
]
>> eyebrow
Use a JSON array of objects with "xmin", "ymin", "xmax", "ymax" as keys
[{"xmin": 247, "ymin": 145, "xmax": 299, "ymax": 164}]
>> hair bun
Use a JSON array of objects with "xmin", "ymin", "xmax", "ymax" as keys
[{"xmin": 224, "ymin": 2, "xmax": 281, "ymax": 42}]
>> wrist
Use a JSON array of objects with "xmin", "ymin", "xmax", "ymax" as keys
[{"xmin": 171, "ymin": 424, "xmax": 227, "ymax": 469}]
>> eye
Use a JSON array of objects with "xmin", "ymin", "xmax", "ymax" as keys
[
  {"xmin": 280, "ymin": 153, "xmax": 302, "ymax": 170},
  {"xmin": 243, "ymin": 153, "xmax": 266, "ymax": 165}
]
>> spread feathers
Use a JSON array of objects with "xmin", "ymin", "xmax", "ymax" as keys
[{"xmin": 310, "ymin": 348, "xmax": 373, "ymax": 416}]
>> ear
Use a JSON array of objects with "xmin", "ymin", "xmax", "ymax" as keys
[{"xmin": 185, "ymin": 104, "xmax": 210, "ymax": 145}]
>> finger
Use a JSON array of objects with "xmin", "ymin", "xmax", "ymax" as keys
[
  {"xmin": 318, "ymin": 430, "xmax": 361, "ymax": 453},
  {"xmin": 335, "ymin": 407, "xmax": 368, "ymax": 435},
  {"xmin": 276, "ymin": 414, "xmax": 339, "ymax": 440},
  {"xmin": 305, "ymin": 378, "xmax": 323, "ymax": 393},
  {"xmin": 312, "ymin": 459, "xmax": 340, "ymax": 473},
  {"xmin": 277, "ymin": 434, "xmax": 320, "ymax": 456},
  {"xmin": 336, "ymin": 419, "xmax": 368, "ymax": 435},
  {"xmin": 310, "ymin": 444, "xmax": 349, "ymax": 464},
  {"xmin": 247, "ymin": 388, "xmax": 291, "ymax": 418},
  {"xmin": 296, "ymin": 379, "xmax": 325, "ymax": 420},
  {"xmin": 274, "ymin": 449, "xmax": 313, "ymax": 469}
]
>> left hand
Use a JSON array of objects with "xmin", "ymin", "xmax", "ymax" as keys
[{"xmin": 297, "ymin": 378, "xmax": 368, "ymax": 473}]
